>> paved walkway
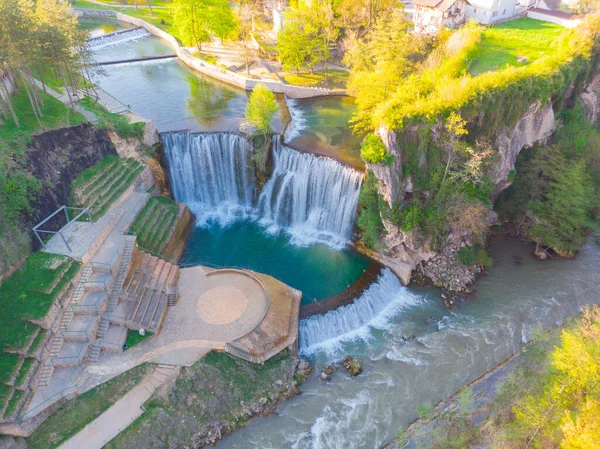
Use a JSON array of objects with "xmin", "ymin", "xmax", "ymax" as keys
[
  {"xmin": 57, "ymin": 365, "xmax": 178, "ymax": 449},
  {"xmin": 42, "ymin": 191, "xmax": 149, "ymax": 262},
  {"xmin": 33, "ymin": 80, "xmax": 98, "ymax": 124},
  {"xmin": 87, "ymin": 266, "xmax": 269, "ymax": 378}
]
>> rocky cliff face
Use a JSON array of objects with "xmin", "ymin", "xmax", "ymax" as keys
[
  {"xmin": 492, "ymin": 100, "xmax": 555, "ymax": 195},
  {"xmin": 25, "ymin": 124, "xmax": 117, "ymax": 249},
  {"xmin": 367, "ymin": 101, "xmax": 556, "ymax": 291}
]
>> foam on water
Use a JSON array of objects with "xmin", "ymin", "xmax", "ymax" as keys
[
  {"xmin": 283, "ymin": 97, "xmax": 308, "ymax": 142},
  {"xmin": 299, "ymin": 269, "xmax": 422, "ymax": 356},
  {"xmin": 87, "ymin": 27, "xmax": 151, "ymax": 49}
]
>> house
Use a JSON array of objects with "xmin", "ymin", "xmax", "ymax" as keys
[
  {"xmin": 413, "ymin": 0, "xmax": 468, "ymax": 34},
  {"xmin": 527, "ymin": 7, "xmax": 584, "ymax": 27},
  {"xmin": 464, "ymin": 0, "xmax": 520, "ymax": 24}
]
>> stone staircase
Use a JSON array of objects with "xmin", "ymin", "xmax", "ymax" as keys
[
  {"xmin": 89, "ymin": 235, "xmax": 137, "ymax": 362},
  {"xmin": 119, "ymin": 249, "xmax": 179, "ymax": 334}
]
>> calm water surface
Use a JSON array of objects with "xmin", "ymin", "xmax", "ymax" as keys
[
  {"xmin": 286, "ymin": 96, "xmax": 363, "ymax": 170},
  {"xmin": 180, "ymin": 220, "xmax": 370, "ymax": 304},
  {"xmin": 89, "ymin": 36, "xmax": 288, "ymax": 133}
]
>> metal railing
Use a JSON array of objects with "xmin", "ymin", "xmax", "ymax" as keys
[{"xmin": 32, "ymin": 206, "xmax": 92, "ymax": 252}]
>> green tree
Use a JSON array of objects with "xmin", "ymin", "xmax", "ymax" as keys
[
  {"xmin": 172, "ymin": 0, "xmax": 211, "ymax": 49},
  {"xmin": 207, "ymin": 0, "xmax": 235, "ymax": 44},
  {"xmin": 357, "ymin": 173, "xmax": 385, "ymax": 249},
  {"xmin": 245, "ymin": 83, "xmax": 277, "ymax": 136},
  {"xmin": 276, "ymin": 0, "xmax": 338, "ymax": 75},
  {"xmin": 360, "ymin": 133, "xmax": 393, "ymax": 165},
  {"xmin": 531, "ymin": 160, "xmax": 594, "ymax": 256}
]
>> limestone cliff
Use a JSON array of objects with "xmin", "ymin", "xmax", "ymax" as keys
[{"xmin": 366, "ymin": 100, "xmax": 557, "ymax": 291}]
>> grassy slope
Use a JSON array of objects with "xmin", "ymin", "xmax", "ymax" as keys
[
  {"xmin": 26, "ymin": 364, "xmax": 151, "ymax": 449},
  {"xmin": 0, "ymin": 89, "xmax": 86, "ymax": 144},
  {"xmin": 104, "ymin": 351, "xmax": 297, "ymax": 449},
  {"xmin": 284, "ymin": 69, "xmax": 349, "ymax": 89},
  {"xmin": 0, "ymin": 253, "xmax": 80, "ymax": 352},
  {"xmin": 470, "ymin": 18, "xmax": 567, "ymax": 76},
  {"xmin": 129, "ymin": 196, "xmax": 179, "ymax": 253}
]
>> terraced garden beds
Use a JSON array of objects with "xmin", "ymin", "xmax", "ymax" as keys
[
  {"xmin": 129, "ymin": 196, "xmax": 180, "ymax": 255},
  {"xmin": 70, "ymin": 155, "xmax": 144, "ymax": 220}
]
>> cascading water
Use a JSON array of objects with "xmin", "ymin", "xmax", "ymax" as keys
[
  {"xmin": 162, "ymin": 131, "xmax": 254, "ymax": 223},
  {"xmin": 86, "ymin": 27, "xmax": 151, "ymax": 49},
  {"xmin": 299, "ymin": 269, "xmax": 422, "ymax": 355},
  {"xmin": 283, "ymin": 97, "xmax": 307, "ymax": 142},
  {"xmin": 258, "ymin": 137, "xmax": 363, "ymax": 247}
]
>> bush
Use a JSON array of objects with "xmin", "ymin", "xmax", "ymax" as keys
[
  {"xmin": 398, "ymin": 204, "xmax": 423, "ymax": 232},
  {"xmin": 357, "ymin": 173, "xmax": 385, "ymax": 249},
  {"xmin": 458, "ymin": 245, "xmax": 492, "ymax": 267},
  {"xmin": 360, "ymin": 134, "xmax": 394, "ymax": 165}
]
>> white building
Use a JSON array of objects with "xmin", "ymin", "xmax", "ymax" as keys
[
  {"xmin": 413, "ymin": 0, "xmax": 468, "ymax": 34},
  {"xmin": 464, "ymin": 0, "xmax": 520, "ymax": 24}
]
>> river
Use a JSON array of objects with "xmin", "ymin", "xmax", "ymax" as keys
[{"xmin": 216, "ymin": 237, "xmax": 600, "ymax": 449}]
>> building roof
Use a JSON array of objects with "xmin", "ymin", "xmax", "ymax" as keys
[
  {"xmin": 412, "ymin": 0, "xmax": 464, "ymax": 11},
  {"xmin": 529, "ymin": 7, "xmax": 584, "ymax": 19}
]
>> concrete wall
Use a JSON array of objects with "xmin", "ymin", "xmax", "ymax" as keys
[
  {"xmin": 527, "ymin": 9, "xmax": 583, "ymax": 27},
  {"xmin": 74, "ymin": 8, "xmax": 345, "ymax": 99}
]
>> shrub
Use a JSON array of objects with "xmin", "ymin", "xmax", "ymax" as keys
[
  {"xmin": 398, "ymin": 204, "xmax": 423, "ymax": 232},
  {"xmin": 458, "ymin": 245, "xmax": 492, "ymax": 267},
  {"xmin": 360, "ymin": 134, "xmax": 394, "ymax": 165},
  {"xmin": 357, "ymin": 173, "xmax": 385, "ymax": 249}
]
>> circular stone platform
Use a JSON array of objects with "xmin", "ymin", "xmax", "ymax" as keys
[{"xmin": 196, "ymin": 286, "xmax": 248, "ymax": 325}]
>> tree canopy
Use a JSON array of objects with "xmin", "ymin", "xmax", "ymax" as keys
[
  {"xmin": 245, "ymin": 83, "xmax": 277, "ymax": 135},
  {"xmin": 172, "ymin": 0, "xmax": 235, "ymax": 49}
]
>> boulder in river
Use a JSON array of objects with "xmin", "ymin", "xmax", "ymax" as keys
[{"xmin": 343, "ymin": 356, "xmax": 363, "ymax": 376}]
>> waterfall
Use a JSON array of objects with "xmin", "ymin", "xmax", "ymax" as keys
[
  {"xmin": 283, "ymin": 97, "xmax": 307, "ymax": 143},
  {"xmin": 162, "ymin": 131, "xmax": 254, "ymax": 223},
  {"xmin": 258, "ymin": 138, "xmax": 363, "ymax": 247},
  {"xmin": 299, "ymin": 269, "xmax": 422, "ymax": 355},
  {"xmin": 86, "ymin": 27, "xmax": 151, "ymax": 49}
]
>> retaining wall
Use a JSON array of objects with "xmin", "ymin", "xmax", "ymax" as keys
[{"xmin": 74, "ymin": 8, "xmax": 347, "ymax": 99}]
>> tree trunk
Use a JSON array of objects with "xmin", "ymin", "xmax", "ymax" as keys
[
  {"xmin": 21, "ymin": 76, "xmax": 42, "ymax": 127},
  {"xmin": 59, "ymin": 65, "xmax": 76, "ymax": 112},
  {"xmin": 134, "ymin": 0, "xmax": 139, "ymax": 10},
  {"xmin": 22, "ymin": 72, "xmax": 43, "ymax": 118},
  {"xmin": 147, "ymin": 0, "xmax": 154, "ymax": 14},
  {"xmin": 0, "ymin": 81, "xmax": 19, "ymax": 128}
]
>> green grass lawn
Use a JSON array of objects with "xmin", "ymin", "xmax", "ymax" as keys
[
  {"xmin": 79, "ymin": 96, "xmax": 145, "ymax": 139},
  {"xmin": 284, "ymin": 69, "xmax": 349, "ymax": 89},
  {"xmin": 0, "ymin": 253, "xmax": 80, "ymax": 352},
  {"xmin": 126, "ymin": 330, "xmax": 153, "ymax": 347},
  {"xmin": 469, "ymin": 18, "xmax": 568, "ymax": 76},
  {"xmin": 0, "ymin": 88, "xmax": 86, "ymax": 143},
  {"xmin": 26, "ymin": 363, "xmax": 151, "ymax": 449},
  {"xmin": 0, "ymin": 353, "xmax": 20, "ymax": 384}
]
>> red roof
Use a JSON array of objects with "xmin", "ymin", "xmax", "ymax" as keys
[
  {"xmin": 412, "ymin": 0, "xmax": 464, "ymax": 11},
  {"xmin": 529, "ymin": 7, "xmax": 584, "ymax": 20}
]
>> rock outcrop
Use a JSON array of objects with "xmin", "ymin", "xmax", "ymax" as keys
[
  {"xmin": 367, "ymin": 101, "xmax": 556, "ymax": 291},
  {"xmin": 581, "ymin": 72, "xmax": 600, "ymax": 126},
  {"xmin": 492, "ymin": 100, "xmax": 555, "ymax": 195}
]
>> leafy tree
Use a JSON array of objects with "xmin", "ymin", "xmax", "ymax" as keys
[
  {"xmin": 336, "ymin": 0, "xmax": 398, "ymax": 34},
  {"xmin": 207, "ymin": 0, "xmax": 235, "ymax": 44},
  {"xmin": 276, "ymin": 0, "xmax": 339, "ymax": 75},
  {"xmin": 245, "ymin": 83, "xmax": 277, "ymax": 136},
  {"xmin": 173, "ymin": 0, "xmax": 211, "ymax": 50},
  {"xmin": 360, "ymin": 133, "xmax": 393, "ymax": 165},
  {"xmin": 357, "ymin": 173, "xmax": 385, "ymax": 249},
  {"xmin": 344, "ymin": 8, "xmax": 429, "ymax": 132}
]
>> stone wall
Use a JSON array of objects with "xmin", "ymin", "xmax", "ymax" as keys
[
  {"xmin": 161, "ymin": 203, "xmax": 195, "ymax": 262},
  {"xmin": 73, "ymin": 9, "xmax": 346, "ymax": 99}
]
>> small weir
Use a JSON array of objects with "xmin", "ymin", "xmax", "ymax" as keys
[
  {"xmin": 283, "ymin": 98, "xmax": 307, "ymax": 142},
  {"xmin": 298, "ymin": 269, "xmax": 421, "ymax": 354},
  {"xmin": 86, "ymin": 27, "xmax": 151, "ymax": 48}
]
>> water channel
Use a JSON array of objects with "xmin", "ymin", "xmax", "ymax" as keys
[{"xmin": 82, "ymin": 19, "xmax": 600, "ymax": 449}]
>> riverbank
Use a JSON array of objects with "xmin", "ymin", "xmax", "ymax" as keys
[
  {"xmin": 393, "ymin": 305, "xmax": 600, "ymax": 449},
  {"xmin": 101, "ymin": 351, "xmax": 312, "ymax": 448},
  {"xmin": 74, "ymin": 8, "xmax": 346, "ymax": 98}
]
